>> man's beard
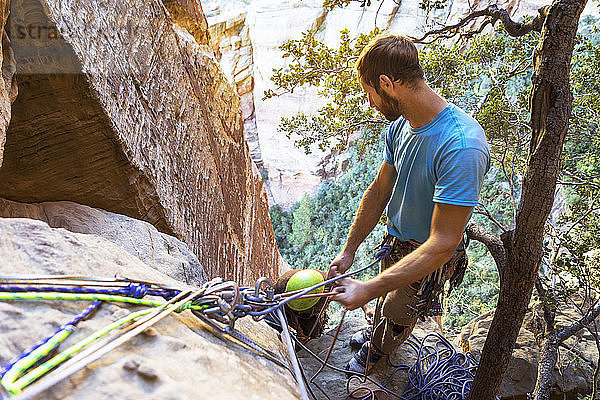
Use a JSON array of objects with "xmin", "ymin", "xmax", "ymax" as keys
[{"xmin": 378, "ymin": 90, "xmax": 403, "ymax": 122}]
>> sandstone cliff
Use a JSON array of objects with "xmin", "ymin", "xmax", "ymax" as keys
[
  {"xmin": 0, "ymin": 0, "xmax": 16, "ymax": 168},
  {"xmin": 0, "ymin": 0, "xmax": 282, "ymax": 284},
  {"xmin": 209, "ymin": 12, "xmax": 264, "ymax": 173}
]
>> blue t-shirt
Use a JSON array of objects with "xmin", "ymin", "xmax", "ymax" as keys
[{"xmin": 384, "ymin": 103, "xmax": 490, "ymax": 243}]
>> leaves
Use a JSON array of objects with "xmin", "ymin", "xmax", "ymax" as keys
[
  {"xmin": 266, "ymin": 28, "xmax": 387, "ymax": 154},
  {"xmin": 269, "ymin": 143, "xmax": 386, "ymax": 276}
]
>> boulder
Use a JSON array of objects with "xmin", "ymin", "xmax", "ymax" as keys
[
  {"xmin": 0, "ymin": 216, "xmax": 298, "ymax": 400},
  {"xmin": 0, "ymin": 198, "xmax": 207, "ymax": 285},
  {"xmin": 0, "ymin": 0, "xmax": 281, "ymax": 284},
  {"xmin": 458, "ymin": 307, "xmax": 598, "ymax": 398}
]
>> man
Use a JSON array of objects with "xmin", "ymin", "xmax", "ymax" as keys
[{"xmin": 328, "ymin": 34, "xmax": 490, "ymax": 374}]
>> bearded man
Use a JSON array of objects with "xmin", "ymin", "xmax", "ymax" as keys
[{"xmin": 328, "ymin": 34, "xmax": 490, "ymax": 375}]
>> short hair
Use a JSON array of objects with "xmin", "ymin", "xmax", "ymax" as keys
[{"xmin": 356, "ymin": 35, "xmax": 424, "ymax": 92}]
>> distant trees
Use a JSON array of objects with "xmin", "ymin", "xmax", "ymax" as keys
[{"xmin": 270, "ymin": 146, "xmax": 386, "ymax": 276}]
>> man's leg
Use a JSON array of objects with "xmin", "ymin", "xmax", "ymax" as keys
[
  {"xmin": 371, "ymin": 248, "xmax": 466, "ymax": 353},
  {"xmin": 346, "ymin": 241, "xmax": 466, "ymax": 374},
  {"xmin": 346, "ymin": 254, "xmax": 420, "ymax": 375},
  {"xmin": 370, "ymin": 278, "xmax": 420, "ymax": 355}
]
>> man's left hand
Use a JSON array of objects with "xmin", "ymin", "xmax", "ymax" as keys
[{"xmin": 331, "ymin": 278, "xmax": 374, "ymax": 311}]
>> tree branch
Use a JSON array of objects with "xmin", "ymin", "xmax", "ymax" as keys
[
  {"xmin": 465, "ymin": 220, "xmax": 506, "ymax": 277},
  {"xmin": 410, "ymin": 4, "xmax": 550, "ymax": 43},
  {"xmin": 560, "ymin": 169, "xmax": 600, "ymax": 190},
  {"xmin": 557, "ymin": 341, "xmax": 596, "ymax": 369},
  {"xmin": 534, "ymin": 277, "xmax": 556, "ymax": 332},
  {"xmin": 557, "ymin": 301, "xmax": 600, "ymax": 343},
  {"xmin": 474, "ymin": 203, "xmax": 509, "ymax": 232},
  {"xmin": 586, "ymin": 322, "xmax": 600, "ymax": 399}
]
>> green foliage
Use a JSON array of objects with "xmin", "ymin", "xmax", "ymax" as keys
[
  {"xmin": 322, "ymin": 0, "xmax": 357, "ymax": 10},
  {"xmin": 422, "ymin": 27, "xmax": 535, "ymax": 152},
  {"xmin": 265, "ymin": 28, "xmax": 387, "ymax": 154},
  {"xmin": 322, "ymin": 0, "xmax": 383, "ymax": 10},
  {"xmin": 545, "ymin": 210, "xmax": 600, "ymax": 312},
  {"xmin": 563, "ymin": 18, "xmax": 600, "ymax": 214},
  {"xmin": 268, "ymin": 25, "xmax": 537, "ymax": 160},
  {"xmin": 443, "ymin": 245, "xmax": 499, "ymax": 334},
  {"xmin": 270, "ymin": 142, "xmax": 387, "ymax": 277},
  {"xmin": 418, "ymin": 0, "xmax": 449, "ymax": 17},
  {"xmin": 322, "ymin": 0, "xmax": 448, "ymax": 19},
  {"xmin": 533, "ymin": 18, "xmax": 600, "ymax": 319}
]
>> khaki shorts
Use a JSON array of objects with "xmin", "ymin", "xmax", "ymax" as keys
[{"xmin": 370, "ymin": 237, "xmax": 467, "ymax": 355}]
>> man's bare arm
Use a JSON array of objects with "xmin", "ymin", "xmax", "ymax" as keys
[
  {"xmin": 328, "ymin": 161, "xmax": 397, "ymax": 277},
  {"xmin": 332, "ymin": 202, "xmax": 472, "ymax": 310}
]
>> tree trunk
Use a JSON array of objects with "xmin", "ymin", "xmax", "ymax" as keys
[
  {"xmin": 532, "ymin": 331, "xmax": 559, "ymax": 400},
  {"xmin": 467, "ymin": 0, "xmax": 588, "ymax": 398},
  {"xmin": 534, "ymin": 302, "xmax": 600, "ymax": 399}
]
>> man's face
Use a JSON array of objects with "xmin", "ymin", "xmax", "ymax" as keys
[{"xmin": 360, "ymin": 79, "xmax": 403, "ymax": 121}]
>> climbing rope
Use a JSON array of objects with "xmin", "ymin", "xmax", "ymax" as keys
[
  {"xmin": 392, "ymin": 333, "xmax": 488, "ymax": 400},
  {"xmin": 0, "ymin": 300, "xmax": 102, "ymax": 379},
  {"xmin": 289, "ymin": 327, "xmax": 498, "ymax": 400},
  {"xmin": 0, "ymin": 239, "xmax": 493, "ymax": 400},
  {"xmin": 0, "ymin": 282, "xmax": 178, "ymax": 299}
]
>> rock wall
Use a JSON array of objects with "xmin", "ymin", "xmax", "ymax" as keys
[
  {"xmin": 247, "ymin": 0, "xmax": 341, "ymax": 208},
  {"xmin": 0, "ymin": 0, "xmax": 17, "ymax": 168},
  {"xmin": 208, "ymin": 12, "xmax": 264, "ymax": 173},
  {"xmin": 0, "ymin": 0, "xmax": 283, "ymax": 284},
  {"xmin": 163, "ymin": 0, "xmax": 211, "ymax": 46},
  {"xmin": 0, "ymin": 217, "xmax": 298, "ymax": 400}
]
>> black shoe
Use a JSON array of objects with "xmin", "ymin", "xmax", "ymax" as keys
[
  {"xmin": 345, "ymin": 342, "xmax": 382, "ymax": 377},
  {"xmin": 349, "ymin": 327, "xmax": 372, "ymax": 349}
]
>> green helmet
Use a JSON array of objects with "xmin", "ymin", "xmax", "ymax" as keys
[{"xmin": 285, "ymin": 269, "xmax": 325, "ymax": 311}]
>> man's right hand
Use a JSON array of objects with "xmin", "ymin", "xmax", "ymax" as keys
[{"xmin": 328, "ymin": 251, "xmax": 355, "ymax": 280}]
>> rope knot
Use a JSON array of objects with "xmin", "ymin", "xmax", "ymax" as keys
[{"xmin": 126, "ymin": 283, "xmax": 148, "ymax": 298}]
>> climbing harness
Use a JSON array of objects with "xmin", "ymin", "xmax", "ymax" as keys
[
  {"xmin": 379, "ymin": 234, "xmax": 469, "ymax": 320},
  {"xmin": 0, "ymin": 237, "xmax": 491, "ymax": 400}
]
